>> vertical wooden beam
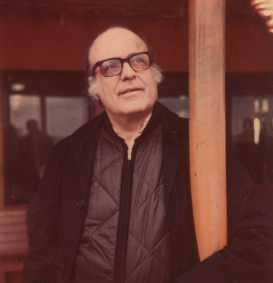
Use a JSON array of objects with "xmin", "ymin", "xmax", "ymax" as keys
[
  {"xmin": 0, "ymin": 75, "xmax": 5, "ymax": 281},
  {"xmin": 189, "ymin": 0, "xmax": 227, "ymax": 261},
  {"xmin": 0, "ymin": 74, "xmax": 5, "ymax": 209}
]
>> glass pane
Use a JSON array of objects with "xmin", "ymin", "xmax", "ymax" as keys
[
  {"xmin": 232, "ymin": 95, "xmax": 273, "ymax": 184},
  {"xmin": 46, "ymin": 97, "xmax": 89, "ymax": 143},
  {"xmin": 9, "ymin": 95, "xmax": 41, "ymax": 136},
  {"xmin": 8, "ymin": 95, "xmax": 51, "ymax": 204},
  {"xmin": 159, "ymin": 96, "xmax": 189, "ymax": 118}
]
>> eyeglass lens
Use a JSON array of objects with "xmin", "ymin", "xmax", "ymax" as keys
[{"xmin": 99, "ymin": 53, "xmax": 151, "ymax": 77}]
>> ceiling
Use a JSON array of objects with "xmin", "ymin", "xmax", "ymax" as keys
[
  {"xmin": 0, "ymin": 0, "xmax": 256, "ymax": 20},
  {"xmin": 0, "ymin": 0, "xmax": 186, "ymax": 19}
]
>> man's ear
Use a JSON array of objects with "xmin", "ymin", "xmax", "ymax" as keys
[{"xmin": 88, "ymin": 77, "xmax": 99, "ymax": 98}]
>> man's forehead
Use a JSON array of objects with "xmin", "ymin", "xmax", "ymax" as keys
[{"xmin": 89, "ymin": 28, "xmax": 148, "ymax": 64}]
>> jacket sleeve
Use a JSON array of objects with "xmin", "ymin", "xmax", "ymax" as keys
[
  {"xmin": 175, "ymin": 182, "xmax": 273, "ymax": 283},
  {"xmin": 23, "ymin": 141, "xmax": 68, "ymax": 283}
]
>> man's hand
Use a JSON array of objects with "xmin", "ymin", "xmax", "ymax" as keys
[{"xmin": 251, "ymin": 0, "xmax": 273, "ymax": 32}]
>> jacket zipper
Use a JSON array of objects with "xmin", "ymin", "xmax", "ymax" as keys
[{"xmin": 114, "ymin": 146, "xmax": 135, "ymax": 283}]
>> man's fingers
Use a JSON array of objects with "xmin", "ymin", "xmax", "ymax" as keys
[
  {"xmin": 266, "ymin": 16, "xmax": 273, "ymax": 30},
  {"xmin": 251, "ymin": 0, "xmax": 273, "ymax": 13},
  {"xmin": 251, "ymin": 0, "xmax": 273, "ymax": 32}
]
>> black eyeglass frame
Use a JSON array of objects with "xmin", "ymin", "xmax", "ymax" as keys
[{"xmin": 89, "ymin": 51, "xmax": 153, "ymax": 77}]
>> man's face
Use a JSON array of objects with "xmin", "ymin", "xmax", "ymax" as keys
[{"xmin": 89, "ymin": 28, "xmax": 158, "ymax": 118}]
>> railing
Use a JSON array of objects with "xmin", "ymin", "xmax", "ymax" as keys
[{"xmin": 0, "ymin": 208, "xmax": 28, "ymax": 283}]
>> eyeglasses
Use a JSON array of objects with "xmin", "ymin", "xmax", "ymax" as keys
[{"xmin": 90, "ymin": 51, "xmax": 153, "ymax": 77}]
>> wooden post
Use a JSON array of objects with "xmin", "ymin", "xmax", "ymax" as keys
[
  {"xmin": 0, "ymin": 74, "xmax": 5, "ymax": 283},
  {"xmin": 188, "ymin": 0, "xmax": 227, "ymax": 261},
  {"xmin": 0, "ymin": 74, "xmax": 5, "ymax": 209}
]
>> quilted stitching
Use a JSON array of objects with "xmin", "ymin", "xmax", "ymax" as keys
[{"xmin": 76, "ymin": 124, "xmax": 171, "ymax": 283}]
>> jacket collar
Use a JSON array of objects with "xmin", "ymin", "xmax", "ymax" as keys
[
  {"xmin": 68, "ymin": 113, "xmax": 106, "ymax": 203},
  {"xmin": 69, "ymin": 102, "xmax": 189, "ymax": 203},
  {"xmin": 102, "ymin": 102, "xmax": 163, "ymax": 146},
  {"xmin": 157, "ymin": 103, "xmax": 189, "ymax": 192}
]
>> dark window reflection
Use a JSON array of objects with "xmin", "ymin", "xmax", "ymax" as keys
[
  {"xmin": 232, "ymin": 96, "xmax": 273, "ymax": 185},
  {"xmin": 46, "ymin": 97, "xmax": 89, "ymax": 143},
  {"xmin": 7, "ymin": 94, "xmax": 89, "ymax": 205},
  {"xmin": 234, "ymin": 117, "xmax": 263, "ymax": 183},
  {"xmin": 159, "ymin": 96, "xmax": 189, "ymax": 118},
  {"xmin": 10, "ymin": 95, "xmax": 41, "ymax": 135},
  {"xmin": 259, "ymin": 121, "xmax": 273, "ymax": 183},
  {"xmin": 7, "ymin": 120, "xmax": 53, "ymax": 204},
  {"xmin": 7, "ymin": 95, "xmax": 44, "ymax": 203},
  {"xmin": 6, "ymin": 124, "xmax": 22, "ymax": 203}
]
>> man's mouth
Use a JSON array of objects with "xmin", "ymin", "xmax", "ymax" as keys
[{"xmin": 119, "ymin": 87, "xmax": 144, "ymax": 96}]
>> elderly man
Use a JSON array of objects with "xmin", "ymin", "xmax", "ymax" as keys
[{"xmin": 24, "ymin": 27, "xmax": 273, "ymax": 283}]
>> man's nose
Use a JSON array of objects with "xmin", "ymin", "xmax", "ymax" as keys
[{"xmin": 120, "ymin": 62, "xmax": 136, "ymax": 80}]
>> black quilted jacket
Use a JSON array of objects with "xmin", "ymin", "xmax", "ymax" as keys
[{"xmin": 24, "ymin": 103, "xmax": 273, "ymax": 283}]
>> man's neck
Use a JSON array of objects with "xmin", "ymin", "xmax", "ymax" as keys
[{"xmin": 107, "ymin": 111, "xmax": 152, "ymax": 159}]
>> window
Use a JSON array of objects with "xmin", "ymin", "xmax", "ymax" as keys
[{"xmin": 5, "ymin": 71, "xmax": 93, "ymax": 205}]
